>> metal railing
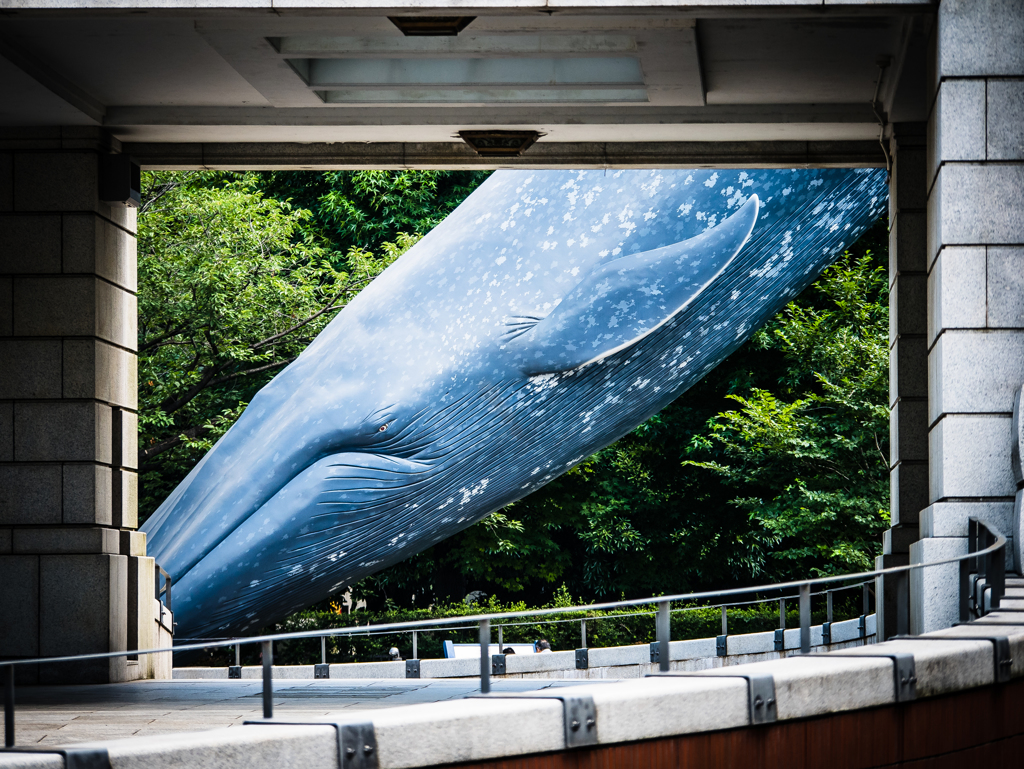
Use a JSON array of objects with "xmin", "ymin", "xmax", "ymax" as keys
[
  {"xmin": 181, "ymin": 580, "xmax": 874, "ymax": 669},
  {"xmin": 155, "ymin": 565, "xmax": 172, "ymax": 614},
  {"xmin": 0, "ymin": 518, "xmax": 1007, "ymax": 748}
]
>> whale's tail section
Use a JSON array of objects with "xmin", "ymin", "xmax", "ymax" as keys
[{"xmin": 504, "ymin": 195, "xmax": 759, "ymax": 376}]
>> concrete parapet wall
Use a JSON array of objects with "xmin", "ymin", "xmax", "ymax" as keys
[
  {"xmin": 11, "ymin": 610, "xmax": 1024, "ymax": 769},
  {"xmin": 173, "ymin": 615, "xmax": 876, "ymax": 681},
  {"xmin": 79, "ymin": 725, "xmax": 336, "ymax": 769}
]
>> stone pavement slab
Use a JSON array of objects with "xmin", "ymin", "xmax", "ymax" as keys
[{"xmin": 8, "ymin": 677, "xmax": 606, "ymax": 747}]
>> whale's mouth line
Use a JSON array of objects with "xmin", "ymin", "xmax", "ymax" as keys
[
  {"xmin": 172, "ymin": 387, "xmax": 488, "ymax": 586},
  {"xmin": 316, "ymin": 474, "xmax": 437, "ymax": 501},
  {"xmin": 322, "ymin": 473, "xmax": 430, "ymax": 482},
  {"xmin": 173, "ymin": 444, "xmax": 444, "ymax": 581}
]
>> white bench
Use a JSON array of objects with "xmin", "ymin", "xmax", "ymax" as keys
[{"xmin": 442, "ymin": 641, "xmax": 537, "ymax": 658}]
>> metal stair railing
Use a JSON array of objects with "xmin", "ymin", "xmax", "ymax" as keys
[{"xmin": 0, "ymin": 518, "xmax": 1007, "ymax": 748}]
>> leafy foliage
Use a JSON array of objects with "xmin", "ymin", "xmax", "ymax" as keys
[
  {"xmin": 137, "ymin": 172, "xmax": 416, "ymax": 520},
  {"xmin": 259, "ymin": 170, "xmax": 490, "ymax": 256},
  {"xmin": 685, "ymin": 251, "xmax": 890, "ymax": 576}
]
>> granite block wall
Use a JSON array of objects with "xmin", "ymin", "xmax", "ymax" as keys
[
  {"xmin": 912, "ymin": 0, "xmax": 1024, "ymax": 633},
  {"xmin": 0, "ymin": 127, "xmax": 150, "ymax": 682},
  {"xmin": 876, "ymin": 122, "xmax": 928, "ymax": 640}
]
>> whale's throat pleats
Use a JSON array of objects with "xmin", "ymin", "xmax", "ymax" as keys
[{"xmin": 504, "ymin": 195, "xmax": 759, "ymax": 376}]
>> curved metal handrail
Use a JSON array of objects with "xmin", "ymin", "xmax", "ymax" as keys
[
  {"xmin": 0, "ymin": 518, "xmax": 1008, "ymax": 747},
  {"xmin": 172, "ymin": 579, "xmax": 875, "ymax": 645},
  {"xmin": 0, "ymin": 525, "xmax": 1006, "ymax": 667}
]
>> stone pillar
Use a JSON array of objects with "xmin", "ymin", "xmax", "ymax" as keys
[
  {"xmin": 878, "ymin": 122, "xmax": 928, "ymax": 640},
  {"xmin": 910, "ymin": 0, "xmax": 1024, "ymax": 634},
  {"xmin": 0, "ymin": 127, "xmax": 152, "ymax": 683}
]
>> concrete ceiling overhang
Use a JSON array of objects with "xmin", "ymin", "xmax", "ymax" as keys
[{"xmin": 0, "ymin": 1, "xmax": 933, "ymax": 168}]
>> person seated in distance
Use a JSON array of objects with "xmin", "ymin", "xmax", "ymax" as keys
[{"xmin": 536, "ymin": 639, "xmax": 552, "ymax": 653}]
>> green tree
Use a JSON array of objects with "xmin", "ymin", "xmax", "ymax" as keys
[
  {"xmin": 260, "ymin": 170, "xmax": 490, "ymax": 256},
  {"xmin": 682, "ymin": 250, "xmax": 890, "ymax": 577},
  {"xmin": 136, "ymin": 171, "xmax": 415, "ymax": 520}
]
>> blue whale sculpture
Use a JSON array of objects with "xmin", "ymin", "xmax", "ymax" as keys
[{"xmin": 143, "ymin": 168, "xmax": 887, "ymax": 638}]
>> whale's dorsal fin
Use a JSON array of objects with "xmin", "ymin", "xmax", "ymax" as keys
[{"xmin": 504, "ymin": 195, "xmax": 759, "ymax": 376}]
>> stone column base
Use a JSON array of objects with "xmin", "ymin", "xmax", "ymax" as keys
[{"xmin": 909, "ymin": 537, "xmax": 965, "ymax": 636}]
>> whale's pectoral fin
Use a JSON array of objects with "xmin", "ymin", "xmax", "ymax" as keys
[
  {"xmin": 504, "ymin": 194, "xmax": 759, "ymax": 376},
  {"xmin": 169, "ymin": 451, "xmax": 434, "ymax": 636}
]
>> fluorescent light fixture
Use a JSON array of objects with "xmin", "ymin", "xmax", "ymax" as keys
[
  {"xmin": 299, "ymin": 57, "xmax": 644, "ymax": 87},
  {"xmin": 317, "ymin": 87, "xmax": 648, "ymax": 103},
  {"xmin": 271, "ymin": 35, "xmax": 637, "ymax": 56}
]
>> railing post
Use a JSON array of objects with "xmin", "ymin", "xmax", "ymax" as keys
[
  {"xmin": 896, "ymin": 571, "xmax": 910, "ymax": 636},
  {"xmin": 799, "ymin": 583, "xmax": 811, "ymax": 654},
  {"xmin": 715, "ymin": 604, "xmax": 729, "ymax": 657},
  {"xmin": 978, "ymin": 521, "xmax": 991, "ymax": 613},
  {"xmin": 581, "ymin": 619, "xmax": 587, "ymax": 649},
  {"xmin": 657, "ymin": 600, "xmax": 671, "ymax": 672},
  {"xmin": 4, "ymin": 664, "xmax": 13, "ymax": 748},
  {"xmin": 969, "ymin": 518, "xmax": 979, "ymax": 571},
  {"xmin": 154, "ymin": 566, "xmax": 172, "ymax": 614},
  {"xmin": 959, "ymin": 555, "xmax": 971, "ymax": 622},
  {"xmin": 479, "ymin": 619, "xmax": 490, "ymax": 694},
  {"xmin": 876, "ymin": 572, "xmax": 885, "ymax": 640},
  {"xmin": 321, "ymin": 636, "xmax": 326, "ymax": 666},
  {"xmin": 967, "ymin": 519, "xmax": 982, "ymax": 616},
  {"xmin": 993, "ymin": 532, "xmax": 1006, "ymax": 609},
  {"xmin": 775, "ymin": 597, "xmax": 786, "ymax": 651},
  {"xmin": 859, "ymin": 583, "xmax": 870, "ymax": 642},
  {"xmin": 262, "ymin": 640, "xmax": 273, "ymax": 719},
  {"xmin": 412, "ymin": 630, "xmax": 418, "ymax": 659},
  {"xmin": 822, "ymin": 589, "xmax": 834, "ymax": 646},
  {"xmin": 497, "ymin": 625, "xmax": 503, "ymax": 650}
]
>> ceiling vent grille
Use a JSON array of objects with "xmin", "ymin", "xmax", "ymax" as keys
[
  {"xmin": 459, "ymin": 131, "xmax": 541, "ymax": 157},
  {"xmin": 388, "ymin": 17, "xmax": 476, "ymax": 37}
]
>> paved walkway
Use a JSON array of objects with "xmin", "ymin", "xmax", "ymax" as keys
[{"xmin": 11, "ymin": 678, "xmax": 597, "ymax": 746}]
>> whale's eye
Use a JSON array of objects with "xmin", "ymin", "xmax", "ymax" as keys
[{"xmin": 378, "ymin": 424, "xmax": 388, "ymax": 433}]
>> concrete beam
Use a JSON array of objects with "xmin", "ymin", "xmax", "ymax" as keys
[
  {"xmin": 0, "ymin": 1, "xmax": 936, "ymax": 13},
  {"xmin": 124, "ymin": 139, "xmax": 887, "ymax": 170}
]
